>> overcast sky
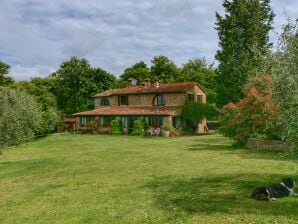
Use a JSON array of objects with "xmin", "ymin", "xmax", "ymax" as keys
[{"xmin": 0, "ymin": 0, "xmax": 297, "ymax": 80}]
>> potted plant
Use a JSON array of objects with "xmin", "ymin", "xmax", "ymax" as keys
[
  {"xmin": 161, "ymin": 127, "xmax": 170, "ymax": 137},
  {"xmin": 169, "ymin": 126, "xmax": 177, "ymax": 137}
]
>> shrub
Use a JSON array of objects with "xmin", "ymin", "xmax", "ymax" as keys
[
  {"xmin": 110, "ymin": 118, "xmax": 123, "ymax": 135},
  {"xmin": 169, "ymin": 126, "xmax": 177, "ymax": 136},
  {"xmin": 271, "ymin": 21, "xmax": 298, "ymax": 146},
  {"xmin": 219, "ymin": 102, "xmax": 237, "ymax": 138},
  {"xmin": 0, "ymin": 87, "xmax": 42, "ymax": 148},
  {"xmin": 11, "ymin": 80, "xmax": 58, "ymax": 136},
  {"xmin": 131, "ymin": 118, "xmax": 146, "ymax": 136},
  {"xmin": 220, "ymin": 75, "xmax": 277, "ymax": 144},
  {"xmin": 180, "ymin": 102, "xmax": 218, "ymax": 133}
]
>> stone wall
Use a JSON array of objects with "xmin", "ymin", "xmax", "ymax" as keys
[
  {"xmin": 95, "ymin": 96, "xmax": 118, "ymax": 108},
  {"xmin": 196, "ymin": 119, "xmax": 208, "ymax": 133},
  {"xmin": 95, "ymin": 92, "xmax": 187, "ymax": 108},
  {"xmin": 193, "ymin": 85, "xmax": 206, "ymax": 103},
  {"xmin": 246, "ymin": 138, "xmax": 291, "ymax": 150}
]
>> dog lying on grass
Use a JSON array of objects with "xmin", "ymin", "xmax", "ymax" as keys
[{"xmin": 252, "ymin": 178, "xmax": 297, "ymax": 201}]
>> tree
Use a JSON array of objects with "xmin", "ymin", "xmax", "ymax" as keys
[
  {"xmin": 83, "ymin": 68, "xmax": 117, "ymax": 109},
  {"xmin": 215, "ymin": 0, "xmax": 274, "ymax": 107},
  {"xmin": 0, "ymin": 61, "xmax": 14, "ymax": 86},
  {"xmin": 50, "ymin": 57, "xmax": 116, "ymax": 115},
  {"xmin": 0, "ymin": 87, "xmax": 41, "ymax": 148},
  {"xmin": 220, "ymin": 74, "xmax": 277, "ymax": 144},
  {"xmin": 50, "ymin": 57, "xmax": 93, "ymax": 114},
  {"xmin": 150, "ymin": 55, "xmax": 180, "ymax": 83},
  {"xmin": 118, "ymin": 61, "xmax": 150, "ymax": 87},
  {"xmin": 11, "ymin": 78, "xmax": 58, "ymax": 136},
  {"xmin": 179, "ymin": 58, "xmax": 217, "ymax": 103},
  {"xmin": 271, "ymin": 20, "xmax": 298, "ymax": 145}
]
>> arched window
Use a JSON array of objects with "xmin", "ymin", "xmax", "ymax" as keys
[
  {"xmin": 100, "ymin": 98, "xmax": 110, "ymax": 106},
  {"xmin": 153, "ymin": 95, "xmax": 165, "ymax": 106}
]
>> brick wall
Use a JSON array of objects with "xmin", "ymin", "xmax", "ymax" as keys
[{"xmin": 193, "ymin": 85, "xmax": 206, "ymax": 103}]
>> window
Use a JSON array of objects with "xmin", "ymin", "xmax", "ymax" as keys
[
  {"xmin": 197, "ymin": 94, "xmax": 203, "ymax": 103},
  {"xmin": 148, "ymin": 116, "xmax": 164, "ymax": 127},
  {"xmin": 100, "ymin": 98, "xmax": 110, "ymax": 106},
  {"xmin": 173, "ymin": 117, "xmax": 181, "ymax": 129},
  {"xmin": 79, "ymin": 116, "xmax": 95, "ymax": 126},
  {"xmin": 121, "ymin": 117, "xmax": 128, "ymax": 128},
  {"xmin": 100, "ymin": 116, "xmax": 113, "ymax": 127},
  {"xmin": 79, "ymin": 117, "xmax": 86, "ymax": 126},
  {"xmin": 187, "ymin": 93, "xmax": 194, "ymax": 102},
  {"xmin": 119, "ymin": 95, "xmax": 128, "ymax": 105},
  {"xmin": 153, "ymin": 95, "xmax": 165, "ymax": 106}
]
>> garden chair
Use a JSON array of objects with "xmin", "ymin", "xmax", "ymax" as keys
[
  {"xmin": 147, "ymin": 127, "xmax": 154, "ymax": 136},
  {"xmin": 153, "ymin": 127, "xmax": 160, "ymax": 136}
]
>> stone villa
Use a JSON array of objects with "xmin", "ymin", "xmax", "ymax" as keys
[{"xmin": 73, "ymin": 79, "xmax": 208, "ymax": 134}]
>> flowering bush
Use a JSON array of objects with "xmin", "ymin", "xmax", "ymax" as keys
[{"xmin": 220, "ymin": 75, "xmax": 277, "ymax": 144}]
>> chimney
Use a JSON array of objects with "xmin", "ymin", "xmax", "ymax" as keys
[
  {"xmin": 154, "ymin": 80, "xmax": 160, "ymax": 88},
  {"xmin": 128, "ymin": 78, "xmax": 137, "ymax": 86},
  {"xmin": 128, "ymin": 78, "xmax": 133, "ymax": 86},
  {"xmin": 143, "ymin": 79, "xmax": 150, "ymax": 87}
]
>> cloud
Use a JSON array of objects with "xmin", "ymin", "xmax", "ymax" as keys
[{"xmin": 0, "ymin": 0, "xmax": 297, "ymax": 80}]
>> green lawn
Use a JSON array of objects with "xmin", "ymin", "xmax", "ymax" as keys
[{"xmin": 0, "ymin": 134, "xmax": 297, "ymax": 224}]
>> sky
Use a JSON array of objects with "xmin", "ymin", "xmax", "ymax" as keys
[{"xmin": 0, "ymin": 0, "xmax": 297, "ymax": 80}]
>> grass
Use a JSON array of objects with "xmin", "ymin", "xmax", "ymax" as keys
[{"xmin": 0, "ymin": 133, "xmax": 297, "ymax": 224}]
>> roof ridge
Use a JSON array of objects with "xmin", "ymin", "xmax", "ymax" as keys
[{"xmin": 94, "ymin": 81, "xmax": 203, "ymax": 97}]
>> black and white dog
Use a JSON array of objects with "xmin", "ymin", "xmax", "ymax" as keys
[{"xmin": 252, "ymin": 178, "xmax": 296, "ymax": 201}]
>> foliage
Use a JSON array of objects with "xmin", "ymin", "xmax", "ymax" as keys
[
  {"xmin": 271, "ymin": 20, "xmax": 298, "ymax": 146},
  {"xmin": 50, "ymin": 56, "xmax": 116, "ymax": 115},
  {"xmin": 110, "ymin": 118, "xmax": 123, "ymax": 135},
  {"xmin": 0, "ymin": 87, "xmax": 41, "ymax": 148},
  {"xmin": 168, "ymin": 126, "xmax": 177, "ymax": 136},
  {"xmin": 150, "ymin": 55, "xmax": 180, "ymax": 83},
  {"xmin": 180, "ymin": 102, "xmax": 218, "ymax": 133},
  {"xmin": 0, "ymin": 61, "xmax": 14, "ymax": 86},
  {"xmin": 219, "ymin": 102, "xmax": 238, "ymax": 138},
  {"xmin": 118, "ymin": 61, "xmax": 150, "ymax": 87},
  {"xmin": 220, "ymin": 75, "xmax": 277, "ymax": 144},
  {"xmin": 215, "ymin": 0, "xmax": 274, "ymax": 107},
  {"xmin": 178, "ymin": 58, "xmax": 217, "ymax": 103},
  {"xmin": 180, "ymin": 102, "xmax": 218, "ymax": 122},
  {"xmin": 131, "ymin": 118, "xmax": 146, "ymax": 136},
  {"xmin": 11, "ymin": 78, "xmax": 58, "ymax": 136}
]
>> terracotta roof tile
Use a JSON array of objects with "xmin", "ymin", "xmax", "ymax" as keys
[
  {"xmin": 63, "ymin": 118, "xmax": 77, "ymax": 123},
  {"xmin": 94, "ymin": 82, "xmax": 204, "ymax": 97},
  {"xmin": 73, "ymin": 106, "xmax": 179, "ymax": 116}
]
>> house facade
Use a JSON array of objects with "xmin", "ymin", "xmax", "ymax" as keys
[{"xmin": 73, "ymin": 80, "xmax": 208, "ymax": 134}]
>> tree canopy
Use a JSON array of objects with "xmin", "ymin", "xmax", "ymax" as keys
[
  {"xmin": 150, "ymin": 55, "xmax": 180, "ymax": 83},
  {"xmin": 271, "ymin": 20, "xmax": 298, "ymax": 145},
  {"xmin": 50, "ymin": 57, "xmax": 116, "ymax": 115},
  {"xmin": 0, "ymin": 61, "xmax": 14, "ymax": 86},
  {"xmin": 11, "ymin": 78, "xmax": 58, "ymax": 136},
  {"xmin": 118, "ymin": 61, "xmax": 150, "ymax": 87},
  {"xmin": 215, "ymin": 0, "xmax": 274, "ymax": 107},
  {"xmin": 0, "ymin": 87, "xmax": 42, "ymax": 148},
  {"xmin": 179, "ymin": 58, "xmax": 217, "ymax": 103}
]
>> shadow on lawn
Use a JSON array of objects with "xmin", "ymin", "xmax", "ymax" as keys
[
  {"xmin": 187, "ymin": 141, "xmax": 298, "ymax": 162},
  {"xmin": 144, "ymin": 174, "xmax": 298, "ymax": 220}
]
